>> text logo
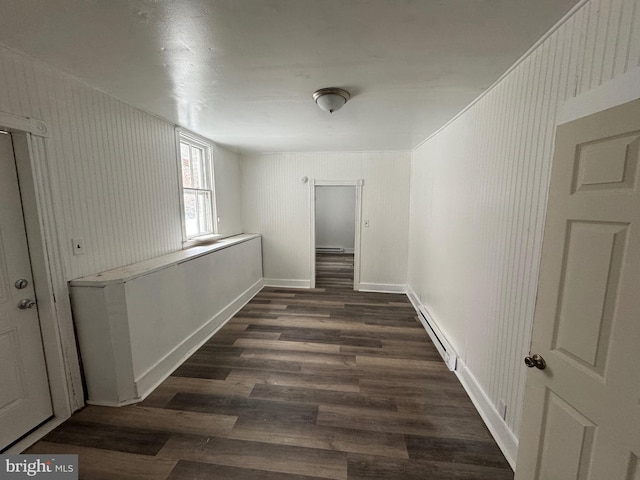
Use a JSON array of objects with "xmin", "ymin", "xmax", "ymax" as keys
[{"xmin": 0, "ymin": 456, "xmax": 77, "ymax": 479}]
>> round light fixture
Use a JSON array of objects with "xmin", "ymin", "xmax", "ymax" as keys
[{"xmin": 312, "ymin": 87, "xmax": 351, "ymax": 114}]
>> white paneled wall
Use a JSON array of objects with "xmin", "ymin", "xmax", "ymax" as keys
[
  {"xmin": 407, "ymin": 0, "xmax": 640, "ymax": 461},
  {"xmin": 212, "ymin": 144, "xmax": 243, "ymax": 237},
  {"xmin": 0, "ymin": 45, "xmax": 242, "ymax": 280},
  {"xmin": 241, "ymin": 152, "xmax": 410, "ymax": 289}
]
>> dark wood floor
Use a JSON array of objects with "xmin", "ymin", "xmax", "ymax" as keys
[
  {"xmin": 27, "ymin": 287, "xmax": 513, "ymax": 479},
  {"xmin": 315, "ymin": 252, "xmax": 354, "ymax": 289}
]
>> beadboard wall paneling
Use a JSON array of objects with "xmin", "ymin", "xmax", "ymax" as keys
[
  {"xmin": 360, "ymin": 156, "xmax": 411, "ymax": 286},
  {"xmin": 0, "ymin": 45, "xmax": 242, "ymax": 280},
  {"xmin": 241, "ymin": 152, "xmax": 410, "ymax": 288},
  {"xmin": 212, "ymin": 144, "xmax": 243, "ymax": 237},
  {"xmin": 408, "ymin": 0, "xmax": 640, "ymax": 446}
]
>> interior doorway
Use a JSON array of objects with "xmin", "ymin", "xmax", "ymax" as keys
[
  {"xmin": 309, "ymin": 179, "xmax": 363, "ymax": 290},
  {"xmin": 315, "ymin": 186, "xmax": 356, "ymax": 289}
]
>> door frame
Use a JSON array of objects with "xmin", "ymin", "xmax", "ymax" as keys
[
  {"xmin": 0, "ymin": 111, "xmax": 83, "ymax": 452},
  {"xmin": 309, "ymin": 179, "xmax": 363, "ymax": 290}
]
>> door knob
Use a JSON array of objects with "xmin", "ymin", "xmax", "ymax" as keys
[
  {"xmin": 524, "ymin": 354, "xmax": 546, "ymax": 370},
  {"xmin": 17, "ymin": 299, "xmax": 36, "ymax": 309}
]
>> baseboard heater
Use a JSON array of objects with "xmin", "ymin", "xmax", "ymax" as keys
[{"xmin": 416, "ymin": 309, "xmax": 458, "ymax": 371}]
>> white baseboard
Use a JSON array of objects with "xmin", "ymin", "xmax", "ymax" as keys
[
  {"xmin": 406, "ymin": 284, "xmax": 517, "ymax": 470},
  {"xmin": 263, "ymin": 278, "xmax": 311, "ymax": 289},
  {"xmin": 406, "ymin": 284, "xmax": 420, "ymax": 309},
  {"xmin": 357, "ymin": 283, "xmax": 406, "ymax": 293},
  {"xmin": 5, "ymin": 416, "xmax": 68, "ymax": 453},
  {"xmin": 130, "ymin": 278, "xmax": 264, "ymax": 403},
  {"xmin": 456, "ymin": 360, "xmax": 518, "ymax": 470}
]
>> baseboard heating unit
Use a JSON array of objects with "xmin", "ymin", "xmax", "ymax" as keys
[
  {"xmin": 316, "ymin": 247, "xmax": 345, "ymax": 253},
  {"xmin": 416, "ymin": 309, "xmax": 457, "ymax": 371}
]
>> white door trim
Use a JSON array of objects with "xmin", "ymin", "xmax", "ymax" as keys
[
  {"xmin": 0, "ymin": 112, "xmax": 83, "ymax": 452},
  {"xmin": 558, "ymin": 66, "xmax": 640, "ymax": 126},
  {"xmin": 309, "ymin": 179, "xmax": 363, "ymax": 290}
]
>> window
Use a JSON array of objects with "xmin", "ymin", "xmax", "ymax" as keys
[{"xmin": 179, "ymin": 132, "xmax": 216, "ymax": 240}]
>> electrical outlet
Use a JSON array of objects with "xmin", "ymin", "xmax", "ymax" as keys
[
  {"xmin": 72, "ymin": 238, "xmax": 85, "ymax": 256},
  {"xmin": 497, "ymin": 399, "xmax": 507, "ymax": 420}
]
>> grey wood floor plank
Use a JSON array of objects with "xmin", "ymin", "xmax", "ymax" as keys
[{"xmin": 25, "ymin": 284, "xmax": 512, "ymax": 479}]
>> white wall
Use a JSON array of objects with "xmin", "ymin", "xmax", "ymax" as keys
[
  {"xmin": 407, "ymin": 0, "xmax": 640, "ymax": 463},
  {"xmin": 213, "ymin": 144, "xmax": 243, "ymax": 237},
  {"xmin": 315, "ymin": 186, "xmax": 356, "ymax": 251},
  {"xmin": 0, "ymin": 44, "xmax": 244, "ymax": 281},
  {"xmin": 241, "ymin": 151, "xmax": 410, "ymax": 289}
]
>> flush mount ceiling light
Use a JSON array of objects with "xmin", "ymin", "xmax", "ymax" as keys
[{"xmin": 312, "ymin": 87, "xmax": 351, "ymax": 114}]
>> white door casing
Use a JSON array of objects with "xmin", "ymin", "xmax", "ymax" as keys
[
  {"xmin": 0, "ymin": 133, "xmax": 52, "ymax": 451},
  {"xmin": 516, "ymin": 99, "xmax": 640, "ymax": 479}
]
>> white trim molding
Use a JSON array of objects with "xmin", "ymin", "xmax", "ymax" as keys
[
  {"xmin": 0, "ymin": 112, "xmax": 49, "ymax": 138},
  {"xmin": 357, "ymin": 283, "xmax": 406, "ymax": 294},
  {"xmin": 413, "ymin": 0, "xmax": 590, "ymax": 150},
  {"xmin": 1, "ymin": 112, "xmax": 83, "ymax": 453},
  {"xmin": 309, "ymin": 179, "xmax": 364, "ymax": 290},
  {"xmin": 558, "ymin": 66, "xmax": 640, "ymax": 125},
  {"xmin": 456, "ymin": 361, "xmax": 518, "ymax": 470},
  {"xmin": 263, "ymin": 278, "xmax": 311, "ymax": 289}
]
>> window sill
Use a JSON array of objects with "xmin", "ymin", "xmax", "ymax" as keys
[{"xmin": 182, "ymin": 234, "xmax": 223, "ymax": 249}]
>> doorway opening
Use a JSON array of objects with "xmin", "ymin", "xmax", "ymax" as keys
[
  {"xmin": 315, "ymin": 186, "xmax": 355, "ymax": 288},
  {"xmin": 309, "ymin": 179, "xmax": 363, "ymax": 290}
]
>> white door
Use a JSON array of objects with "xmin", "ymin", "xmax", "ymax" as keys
[
  {"xmin": 516, "ymin": 99, "xmax": 640, "ymax": 479},
  {"xmin": 0, "ymin": 132, "xmax": 52, "ymax": 451}
]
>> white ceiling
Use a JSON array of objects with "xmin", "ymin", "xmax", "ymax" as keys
[{"xmin": 0, "ymin": 0, "xmax": 578, "ymax": 153}]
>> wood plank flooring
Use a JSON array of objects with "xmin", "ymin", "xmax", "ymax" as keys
[
  {"xmin": 315, "ymin": 252, "xmax": 354, "ymax": 289},
  {"xmin": 26, "ymin": 287, "xmax": 513, "ymax": 479}
]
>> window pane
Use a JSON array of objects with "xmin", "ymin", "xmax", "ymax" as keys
[
  {"xmin": 192, "ymin": 146, "xmax": 203, "ymax": 189},
  {"xmin": 197, "ymin": 191, "xmax": 213, "ymax": 235},
  {"xmin": 183, "ymin": 190, "xmax": 198, "ymax": 238},
  {"xmin": 181, "ymin": 142, "xmax": 192, "ymax": 188}
]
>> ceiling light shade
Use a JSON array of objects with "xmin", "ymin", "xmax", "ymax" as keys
[{"xmin": 312, "ymin": 87, "xmax": 350, "ymax": 113}]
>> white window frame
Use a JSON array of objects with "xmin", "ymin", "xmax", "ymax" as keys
[{"xmin": 176, "ymin": 129, "xmax": 218, "ymax": 246}]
